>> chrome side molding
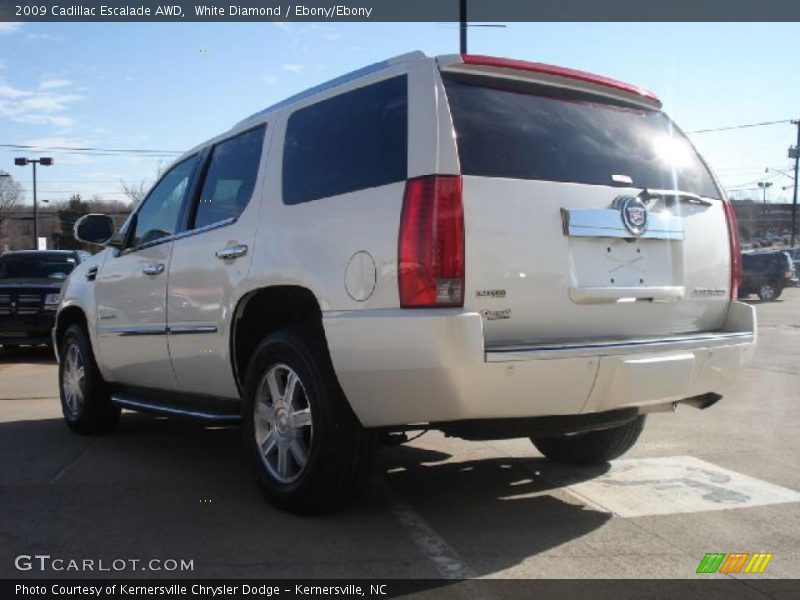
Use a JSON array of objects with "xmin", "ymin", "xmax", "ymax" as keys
[
  {"xmin": 97, "ymin": 325, "xmax": 167, "ymax": 337},
  {"xmin": 98, "ymin": 324, "xmax": 218, "ymax": 336},
  {"xmin": 167, "ymin": 325, "xmax": 219, "ymax": 335}
]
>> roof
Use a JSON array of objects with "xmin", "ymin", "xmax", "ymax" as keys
[{"xmin": 180, "ymin": 50, "xmax": 661, "ymax": 160}]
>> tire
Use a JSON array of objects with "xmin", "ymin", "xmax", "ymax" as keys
[
  {"xmin": 757, "ymin": 282, "xmax": 778, "ymax": 301},
  {"xmin": 531, "ymin": 416, "xmax": 646, "ymax": 465},
  {"xmin": 59, "ymin": 324, "xmax": 120, "ymax": 434},
  {"xmin": 242, "ymin": 327, "xmax": 375, "ymax": 515}
]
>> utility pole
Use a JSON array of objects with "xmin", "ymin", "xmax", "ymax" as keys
[
  {"xmin": 791, "ymin": 119, "xmax": 799, "ymax": 248},
  {"xmin": 459, "ymin": 0, "xmax": 467, "ymax": 53}
]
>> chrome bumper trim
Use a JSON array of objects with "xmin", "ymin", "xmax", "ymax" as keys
[{"xmin": 486, "ymin": 330, "xmax": 754, "ymax": 362}]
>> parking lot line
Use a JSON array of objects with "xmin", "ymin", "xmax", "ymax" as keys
[{"xmin": 383, "ymin": 481, "xmax": 476, "ymax": 580}]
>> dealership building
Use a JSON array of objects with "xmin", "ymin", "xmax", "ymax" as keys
[{"xmin": 731, "ymin": 201, "xmax": 797, "ymax": 243}]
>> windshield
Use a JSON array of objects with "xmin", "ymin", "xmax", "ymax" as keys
[
  {"xmin": 0, "ymin": 255, "xmax": 77, "ymax": 280},
  {"xmin": 443, "ymin": 74, "xmax": 721, "ymax": 199}
]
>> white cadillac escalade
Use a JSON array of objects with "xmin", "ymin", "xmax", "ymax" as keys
[{"xmin": 54, "ymin": 52, "xmax": 756, "ymax": 514}]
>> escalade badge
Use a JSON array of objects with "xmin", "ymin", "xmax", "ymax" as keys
[{"xmin": 619, "ymin": 196, "xmax": 648, "ymax": 237}]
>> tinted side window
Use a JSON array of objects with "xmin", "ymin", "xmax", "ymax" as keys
[
  {"xmin": 283, "ymin": 75, "xmax": 407, "ymax": 205},
  {"xmin": 192, "ymin": 126, "xmax": 266, "ymax": 229},
  {"xmin": 443, "ymin": 76, "xmax": 721, "ymax": 199},
  {"xmin": 132, "ymin": 156, "xmax": 199, "ymax": 247}
]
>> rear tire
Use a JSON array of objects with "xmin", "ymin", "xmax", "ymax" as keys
[
  {"xmin": 242, "ymin": 327, "xmax": 374, "ymax": 515},
  {"xmin": 531, "ymin": 416, "xmax": 646, "ymax": 465},
  {"xmin": 757, "ymin": 282, "xmax": 778, "ymax": 301},
  {"xmin": 59, "ymin": 324, "xmax": 120, "ymax": 434}
]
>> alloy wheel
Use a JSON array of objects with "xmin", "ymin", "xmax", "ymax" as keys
[
  {"xmin": 62, "ymin": 344, "xmax": 86, "ymax": 418},
  {"xmin": 253, "ymin": 363, "xmax": 313, "ymax": 483}
]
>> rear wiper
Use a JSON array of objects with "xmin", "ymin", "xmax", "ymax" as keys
[{"xmin": 640, "ymin": 188, "xmax": 712, "ymax": 206}]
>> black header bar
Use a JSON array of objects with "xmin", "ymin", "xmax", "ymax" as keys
[{"xmin": 1, "ymin": 0, "xmax": 800, "ymax": 22}]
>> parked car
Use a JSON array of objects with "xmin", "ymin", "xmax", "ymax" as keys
[
  {"xmin": 55, "ymin": 52, "xmax": 756, "ymax": 514},
  {"xmin": 783, "ymin": 247, "xmax": 800, "ymax": 277},
  {"xmin": 739, "ymin": 250, "xmax": 796, "ymax": 300},
  {"xmin": 0, "ymin": 250, "xmax": 89, "ymax": 348}
]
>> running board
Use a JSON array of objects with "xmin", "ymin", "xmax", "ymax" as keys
[{"xmin": 111, "ymin": 394, "xmax": 241, "ymax": 424}]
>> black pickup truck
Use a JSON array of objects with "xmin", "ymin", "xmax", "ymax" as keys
[{"xmin": 0, "ymin": 250, "xmax": 89, "ymax": 348}]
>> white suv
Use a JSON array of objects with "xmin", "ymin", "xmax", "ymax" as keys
[{"xmin": 56, "ymin": 51, "xmax": 756, "ymax": 514}]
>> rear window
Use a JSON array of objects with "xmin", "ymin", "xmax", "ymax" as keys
[
  {"xmin": 743, "ymin": 252, "xmax": 791, "ymax": 270},
  {"xmin": 282, "ymin": 75, "xmax": 408, "ymax": 205},
  {"xmin": 443, "ymin": 75, "xmax": 721, "ymax": 199},
  {"xmin": 192, "ymin": 125, "xmax": 266, "ymax": 229}
]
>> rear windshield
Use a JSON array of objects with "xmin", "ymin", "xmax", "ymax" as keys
[
  {"xmin": 0, "ymin": 255, "xmax": 76, "ymax": 280},
  {"xmin": 443, "ymin": 75, "xmax": 721, "ymax": 199}
]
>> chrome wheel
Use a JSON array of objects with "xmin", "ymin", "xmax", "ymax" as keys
[
  {"xmin": 62, "ymin": 344, "xmax": 86, "ymax": 418},
  {"xmin": 759, "ymin": 284, "xmax": 775, "ymax": 300},
  {"xmin": 254, "ymin": 363, "xmax": 313, "ymax": 484}
]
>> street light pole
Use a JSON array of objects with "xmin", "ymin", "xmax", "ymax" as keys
[
  {"xmin": 790, "ymin": 119, "xmax": 799, "ymax": 248},
  {"xmin": 32, "ymin": 161, "xmax": 37, "ymax": 247},
  {"xmin": 757, "ymin": 181, "xmax": 773, "ymax": 205},
  {"xmin": 14, "ymin": 157, "xmax": 53, "ymax": 249}
]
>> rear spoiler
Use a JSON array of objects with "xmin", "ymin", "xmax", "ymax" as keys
[{"xmin": 436, "ymin": 54, "xmax": 662, "ymax": 110}]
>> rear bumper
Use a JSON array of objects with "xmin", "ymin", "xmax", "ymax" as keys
[{"xmin": 323, "ymin": 302, "xmax": 756, "ymax": 428}]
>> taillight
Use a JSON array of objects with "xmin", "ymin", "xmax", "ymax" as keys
[
  {"xmin": 723, "ymin": 200, "xmax": 742, "ymax": 299},
  {"xmin": 398, "ymin": 175, "xmax": 464, "ymax": 307}
]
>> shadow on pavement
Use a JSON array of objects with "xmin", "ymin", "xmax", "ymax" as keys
[
  {"xmin": 0, "ymin": 345, "xmax": 56, "ymax": 365},
  {"xmin": 0, "ymin": 413, "xmax": 611, "ymax": 580}
]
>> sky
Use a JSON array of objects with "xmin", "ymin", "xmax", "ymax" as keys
[{"xmin": 0, "ymin": 21, "xmax": 798, "ymax": 206}]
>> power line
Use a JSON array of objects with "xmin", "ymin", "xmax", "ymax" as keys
[
  {"xmin": 727, "ymin": 169, "xmax": 787, "ymax": 190},
  {"xmin": 0, "ymin": 143, "xmax": 183, "ymax": 155},
  {"xmin": 18, "ymin": 189, "xmax": 130, "ymax": 195},
  {"xmin": 686, "ymin": 119, "xmax": 794, "ymax": 134}
]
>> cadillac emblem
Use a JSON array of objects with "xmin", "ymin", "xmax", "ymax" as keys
[{"xmin": 618, "ymin": 196, "xmax": 648, "ymax": 237}]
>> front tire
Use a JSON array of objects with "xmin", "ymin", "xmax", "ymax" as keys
[
  {"xmin": 59, "ymin": 324, "xmax": 120, "ymax": 434},
  {"xmin": 242, "ymin": 328, "xmax": 374, "ymax": 515},
  {"xmin": 531, "ymin": 416, "xmax": 646, "ymax": 465}
]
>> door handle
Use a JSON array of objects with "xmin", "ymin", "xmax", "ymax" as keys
[
  {"xmin": 215, "ymin": 244, "xmax": 248, "ymax": 260},
  {"xmin": 142, "ymin": 263, "xmax": 165, "ymax": 276}
]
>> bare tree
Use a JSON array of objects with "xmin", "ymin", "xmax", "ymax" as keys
[
  {"xmin": 0, "ymin": 171, "xmax": 25, "ymax": 248},
  {"xmin": 119, "ymin": 160, "xmax": 167, "ymax": 205},
  {"xmin": 119, "ymin": 179, "xmax": 150, "ymax": 205}
]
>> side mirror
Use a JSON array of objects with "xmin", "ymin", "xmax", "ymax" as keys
[{"xmin": 74, "ymin": 214, "xmax": 116, "ymax": 246}]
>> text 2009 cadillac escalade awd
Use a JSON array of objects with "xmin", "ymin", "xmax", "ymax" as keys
[{"xmin": 54, "ymin": 52, "xmax": 755, "ymax": 514}]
